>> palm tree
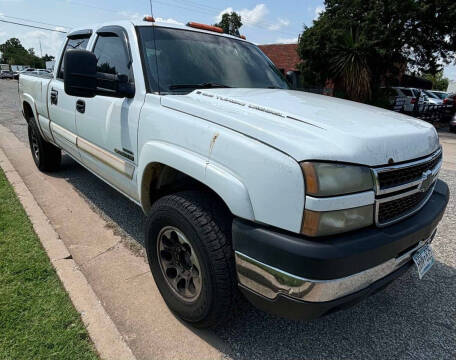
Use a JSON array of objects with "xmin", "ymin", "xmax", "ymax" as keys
[{"xmin": 330, "ymin": 28, "xmax": 371, "ymax": 102}]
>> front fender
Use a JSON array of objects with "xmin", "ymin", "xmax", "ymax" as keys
[{"xmin": 138, "ymin": 140, "xmax": 255, "ymax": 220}]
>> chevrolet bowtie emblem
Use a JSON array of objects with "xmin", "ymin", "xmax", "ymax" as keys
[{"xmin": 419, "ymin": 170, "xmax": 433, "ymax": 193}]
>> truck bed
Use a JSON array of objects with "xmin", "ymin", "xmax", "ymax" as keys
[{"xmin": 19, "ymin": 74, "xmax": 52, "ymax": 121}]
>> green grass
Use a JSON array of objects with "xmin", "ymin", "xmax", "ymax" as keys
[{"xmin": 0, "ymin": 168, "xmax": 99, "ymax": 360}]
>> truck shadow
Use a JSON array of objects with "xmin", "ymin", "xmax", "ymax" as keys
[
  {"xmin": 56, "ymin": 154, "xmax": 146, "ymax": 245},
  {"xmin": 211, "ymin": 260, "xmax": 456, "ymax": 360},
  {"xmin": 54, "ymin": 154, "xmax": 455, "ymax": 360}
]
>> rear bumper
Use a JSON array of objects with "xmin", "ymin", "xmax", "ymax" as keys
[{"xmin": 233, "ymin": 179, "xmax": 449, "ymax": 320}]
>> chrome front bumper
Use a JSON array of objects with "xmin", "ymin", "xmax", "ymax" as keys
[{"xmin": 235, "ymin": 231, "xmax": 435, "ymax": 303}]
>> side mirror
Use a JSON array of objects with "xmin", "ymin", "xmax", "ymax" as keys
[
  {"xmin": 64, "ymin": 49, "xmax": 97, "ymax": 98},
  {"xmin": 97, "ymin": 73, "xmax": 135, "ymax": 99}
]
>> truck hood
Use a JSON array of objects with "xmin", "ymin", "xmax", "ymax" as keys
[{"xmin": 161, "ymin": 88, "xmax": 440, "ymax": 166}]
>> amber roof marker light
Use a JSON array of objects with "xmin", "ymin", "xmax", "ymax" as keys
[
  {"xmin": 143, "ymin": 16, "xmax": 155, "ymax": 22},
  {"xmin": 187, "ymin": 22, "xmax": 223, "ymax": 33}
]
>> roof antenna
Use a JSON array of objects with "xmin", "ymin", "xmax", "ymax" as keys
[
  {"xmin": 149, "ymin": 0, "xmax": 154, "ymax": 18},
  {"xmin": 143, "ymin": 0, "xmax": 155, "ymax": 22}
]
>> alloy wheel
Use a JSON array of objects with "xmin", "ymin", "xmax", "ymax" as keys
[{"xmin": 156, "ymin": 226, "xmax": 203, "ymax": 302}]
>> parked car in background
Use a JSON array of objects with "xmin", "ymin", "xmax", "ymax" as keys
[
  {"xmin": 0, "ymin": 70, "xmax": 15, "ymax": 79},
  {"xmin": 18, "ymin": 68, "xmax": 36, "ymax": 74},
  {"xmin": 422, "ymin": 90, "xmax": 443, "ymax": 105},
  {"xmin": 443, "ymin": 93, "xmax": 455, "ymax": 106},
  {"xmin": 430, "ymin": 91, "xmax": 450, "ymax": 100},
  {"xmin": 386, "ymin": 87, "xmax": 424, "ymax": 112}
]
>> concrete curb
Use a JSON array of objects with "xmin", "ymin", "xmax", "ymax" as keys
[{"xmin": 0, "ymin": 147, "xmax": 137, "ymax": 360}]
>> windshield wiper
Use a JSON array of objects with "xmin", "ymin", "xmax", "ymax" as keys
[{"xmin": 169, "ymin": 82, "xmax": 231, "ymax": 90}]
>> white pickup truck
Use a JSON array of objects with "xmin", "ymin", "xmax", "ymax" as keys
[{"xmin": 19, "ymin": 18, "xmax": 449, "ymax": 328}]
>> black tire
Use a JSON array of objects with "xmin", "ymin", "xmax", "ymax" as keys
[
  {"xmin": 27, "ymin": 118, "xmax": 61, "ymax": 172},
  {"xmin": 450, "ymin": 126, "xmax": 456, "ymax": 133},
  {"xmin": 144, "ymin": 191, "xmax": 237, "ymax": 328}
]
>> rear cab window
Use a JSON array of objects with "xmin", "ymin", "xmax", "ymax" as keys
[{"xmin": 57, "ymin": 30, "xmax": 92, "ymax": 79}]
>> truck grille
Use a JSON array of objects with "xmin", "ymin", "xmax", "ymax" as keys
[
  {"xmin": 377, "ymin": 153, "xmax": 442, "ymax": 190},
  {"xmin": 377, "ymin": 188, "xmax": 432, "ymax": 224},
  {"xmin": 373, "ymin": 149, "xmax": 442, "ymax": 226}
]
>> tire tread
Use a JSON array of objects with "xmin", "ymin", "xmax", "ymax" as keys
[
  {"xmin": 146, "ymin": 191, "xmax": 237, "ymax": 328},
  {"xmin": 28, "ymin": 118, "xmax": 61, "ymax": 172}
]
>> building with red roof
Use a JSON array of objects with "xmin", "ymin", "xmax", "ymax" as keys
[{"xmin": 258, "ymin": 43, "xmax": 301, "ymax": 75}]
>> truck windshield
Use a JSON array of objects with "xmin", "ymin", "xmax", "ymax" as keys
[{"xmin": 137, "ymin": 26, "xmax": 289, "ymax": 94}]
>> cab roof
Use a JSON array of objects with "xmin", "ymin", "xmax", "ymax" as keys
[{"xmin": 67, "ymin": 19, "xmax": 248, "ymax": 43}]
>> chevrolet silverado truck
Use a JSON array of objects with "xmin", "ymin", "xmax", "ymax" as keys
[{"xmin": 18, "ymin": 18, "xmax": 449, "ymax": 328}]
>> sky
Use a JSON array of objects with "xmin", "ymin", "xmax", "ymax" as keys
[{"xmin": 0, "ymin": 0, "xmax": 454, "ymax": 80}]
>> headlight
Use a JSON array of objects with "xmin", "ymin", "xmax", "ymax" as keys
[
  {"xmin": 300, "ymin": 162, "xmax": 373, "ymax": 196},
  {"xmin": 300, "ymin": 162, "xmax": 374, "ymax": 237},
  {"xmin": 301, "ymin": 206, "xmax": 374, "ymax": 237}
]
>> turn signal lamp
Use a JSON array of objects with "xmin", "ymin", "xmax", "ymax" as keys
[
  {"xmin": 187, "ymin": 22, "xmax": 223, "ymax": 33},
  {"xmin": 143, "ymin": 16, "xmax": 155, "ymax": 22},
  {"xmin": 240, "ymin": 35, "xmax": 246, "ymax": 40}
]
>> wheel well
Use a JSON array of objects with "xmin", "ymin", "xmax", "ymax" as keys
[
  {"xmin": 23, "ymin": 101, "xmax": 34, "ymax": 122},
  {"xmin": 141, "ymin": 163, "xmax": 232, "ymax": 216}
]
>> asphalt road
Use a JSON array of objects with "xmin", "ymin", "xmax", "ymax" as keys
[{"xmin": 1, "ymin": 79, "xmax": 455, "ymax": 360}]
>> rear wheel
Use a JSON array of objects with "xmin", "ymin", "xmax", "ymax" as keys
[
  {"xmin": 144, "ymin": 191, "xmax": 237, "ymax": 328},
  {"xmin": 27, "ymin": 118, "xmax": 61, "ymax": 172}
]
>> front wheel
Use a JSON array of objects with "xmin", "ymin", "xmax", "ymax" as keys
[
  {"xmin": 27, "ymin": 119, "xmax": 61, "ymax": 172},
  {"xmin": 144, "ymin": 191, "xmax": 237, "ymax": 328}
]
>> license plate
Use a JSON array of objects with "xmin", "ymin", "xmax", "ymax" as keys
[{"xmin": 412, "ymin": 244, "xmax": 435, "ymax": 279}]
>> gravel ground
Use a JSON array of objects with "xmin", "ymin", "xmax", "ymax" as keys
[{"xmin": 1, "ymin": 79, "xmax": 455, "ymax": 359}]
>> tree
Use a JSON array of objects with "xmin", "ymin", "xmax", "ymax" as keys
[
  {"xmin": 0, "ymin": 38, "xmax": 46, "ymax": 68},
  {"xmin": 0, "ymin": 38, "xmax": 28, "ymax": 65},
  {"xmin": 330, "ymin": 28, "xmax": 371, "ymax": 101},
  {"xmin": 214, "ymin": 12, "xmax": 243, "ymax": 36},
  {"xmin": 42, "ymin": 54, "xmax": 55, "ymax": 62},
  {"xmin": 422, "ymin": 72, "xmax": 449, "ymax": 91},
  {"xmin": 297, "ymin": 0, "xmax": 456, "ymax": 102}
]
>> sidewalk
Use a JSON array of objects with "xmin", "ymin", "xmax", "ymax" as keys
[{"xmin": 0, "ymin": 124, "xmax": 228, "ymax": 360}]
